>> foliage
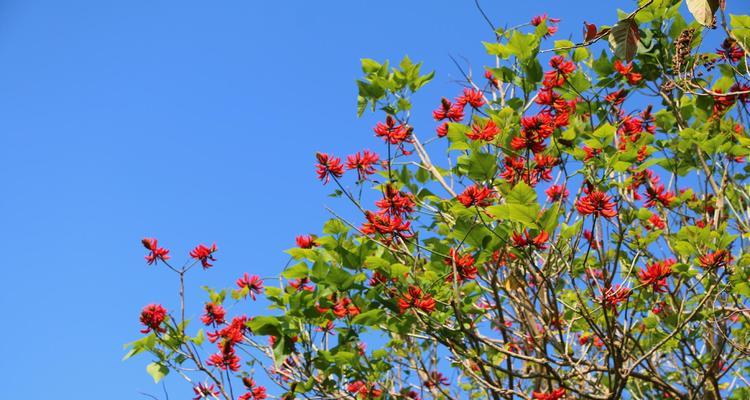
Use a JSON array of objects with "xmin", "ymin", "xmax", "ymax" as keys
[{"xmin": 126, "ymin": 1, "xmax": 750, "ymax": 399}]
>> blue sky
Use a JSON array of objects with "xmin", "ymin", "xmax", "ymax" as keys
[{"xmin": 0, "ymin": 0, "xmax": 646, "ymax": 398}]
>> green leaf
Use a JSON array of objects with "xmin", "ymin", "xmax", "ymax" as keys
[
  {"xmin": 730, "ymin": 14, "xmax": 750, "ymax": 53},
  {"xmin": 686, "ymin": 0, "xmax": 719, "ymax": 27},
  {"xmin": 608, "ymin": 18, "xmax": 640, "ymax": 62},
  {"xmin": 507, "ymin": 31, "xmax": 539, "ymax": 61},
  {"xmin": 483, "ymin": 42, "xmax": 512, "ymax": 59},
  {"xmin": 351, "ymin": 309, "xmax": 385, "ymax": 326},
  {"xmin": 282, "ymin": 262, "xmax": 310, "ymax": 279},
  {"xmin": 248, "ymin": 316, "xmax": 282, "ymax": 336},
  {"xmin": 146, "ymin": 362, "xmax": 169, "ymax": 384}
]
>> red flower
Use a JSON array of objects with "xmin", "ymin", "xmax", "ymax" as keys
[
  {"xmin": 346, "ymin": 381, "xmax": 382, "ymax": 399},
  {"xmin": 424, "ymin": 371, "xmax": 450, "ymax": 388},
  {"xmin": 456, "ymin": 88, "xmax": 485, "ymax": 108},
  {"xmin": 530, "ymin": 14, "xmax": 560, "ymax": 38},
  {"xmin": 699, "ymin": 250, "xmax": 733, "ymax": 269},
  {"xmin": 332, "ymin": 297, "xmax": 361, "ymax": 318},
  {"xmin": 236, "ymin": 273, "xmax": 264, "ymax": 300},
  {"xmin": 139, "ymin": 304, "xmax": 167, "ymax": 334},
  {"xmin": 543, "ymin": 56, "xmax": 575, "ymax": 87},
  {"xmin": 599, "ymin": 285, "xmax": 631, "ymax": 313},
  {"xmin": 201, "ymin": 302, "xmax": 226, "ymax": 326},
  {"xmin": 511, "ymin": 230, "xmax": 549, "ymax": 250},
  {"xmin": 647, "ymin": 213, "xmax": 666, "ymax": 230},
  {"xmin": 605, "ymin": 89, "xmax": 628, "ymax": 106},
  {"xmin": 361, "ymin": 211, "xmax": 412, "ymax": 242},
  {"xmin": 289, "ymin": 277, "xmax": 315, "ymax": 292},
  {"xmin": 582, "ymin": 145, "xmax": 600, "ymax": 161},
  {"xmin": 467, "ymin": 119, "xmax": 500, "ymax": 141},
  {"xmin": 456, "ymin": 185, "xmax": 495, "ymax": 207},
  {"xmin": 315, "ymin": 152, "xmax": 344, "ymax": 185},
  {"xmin": 436, "ymin": 122, "xmax": 449, "ymax": 137},
  {"xmin": 374, "ymin": 115, "xmax": 411, "ymax": 145},
  {"xmin": 485, "ymin": 70, "xmax": 499, "ymax": 88},
  {"xmin": 240, "ymin": 378, "xmax": 268, "ymax": 400},
  {"xmin": 433, "ymin": 98, "xmax": 465, "ymax": 122},
  {"xmin": 717, "ymin": 38, "xmax": 745, "ymax": 63},
  {"xmin": 193, "ymin": 383, "xmax": 220, "ymax": 400},
  {"xmin": 375, "ymin": 185, "xmax": 415, "ymax": 217},
  {"xmin": 346, "ymin": 150, "xmax": 380, "ymax": 180},
  {"xmin": 398, "ymin": 286, "xmax": 436, "ymax": 314},
  {"xmin": 207, "ymin": 346, "xmax": 241, "ymax": 371},
  {"xmin": 532, "ymin": 388, "xmax": 566, "ymax": 400},
  {"xmin": 644, "ymin": 184, "xmax": 676, "ymax": 208},
  {"xmin": 613, "ymin": 60, "xmax": 643, "ymax": 85},
  {"xmin": 444, "ymin": 248, "xmax": 477, "ymax": 282},
  {"xmin": 295, "ymin": 235, "xmax": 318, "ymax": 249},
  {"xmin": 142, "ymin": 238, "xmax": 170, "ymax": 265},
  {"xmin": 576, "ymin": 190, "xmax": 618, "ymax": 219},
  {"xmin": 638, "ymin": 259, "xmax": 675, "ymax": 292},
  {"xmin": 190, "ymin": 243, "xmax": 218, "ymax": 269},
  {"xmin": 207, "ymin": 315, "xmax": 248, "ymax": 344},
  {"xmin": 545, "ymin": 185, "xmax": 569, "ymax": 202}
]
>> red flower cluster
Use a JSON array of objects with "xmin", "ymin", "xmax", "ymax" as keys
[
  {"xmin": 543, "ymin": 56, "xmax": 575, "ymax": 88},
  {"xmin": 190, "ymin": 243, "xmax": 217, "ymax": 269},
  {"xmin": 717, "ymin": 38, "xmax": 745, "ymax": 63},
  {"xmin": 605, "ymin": 89, "xmax": 628, "ymax": 106},
  {"xmin": 532, "ymin": 388, "xmax": 566, "ymax": 400},
  {"xmin": 530, "ymin": 14, "xmax": 560, "ymax": 38},
  {"xmin": 361, "ymin": 211, "xmax": 412, "ymax": 244},
  {"xmin": 638, "ymin": 259, "xmax": 675, "ymax": 292},
  {"xmin": 142, "ymin": 238, "xmax": 170, "ymax": 265},
  {"xmin": 374, "ymin": 115, "xmax": 412, "ymax": 155},
  {"xmin": 207, "ymin": 342, "xmax": 241, "ymax": 371},
  {"xmin": 375, "ymin": 185, "xmax": 415, "ymax": 217},
  {"xmin": 512, "ymin": 230, "xmax": 549, "ymax": 250},
  {"xmin": 239, "ymin": 378, "xmax": 268, "ymax": 400},
  {"xmin": 193, "ymin": 383, "xmax": 220, "ymax": 400},
  {"xmin": 139, "ymin": 303, "xmax": 167, "ymax": 334},
  {"xmin": 398, "ymin": 286, "xmax": 436, "ymax": 314},
  {"xmin": 424, "ymin": 371, "xmax": 450, "ymax": 388},
  {"xmin": 456, "ymin": 185, "xmax": 495, "ymax": 207},
  {"xmin": 346, "ymin": 381, "xmax": 383, "ymax": 399},
  {"xmin": 201, "ymin": 302, "xmax": 227, "ymax": 325},
  {"xmin": 295, "ymin": 234, "xmax": 318, "ymax": 249},
  {"xmin": 315, "ymin": 152, "xmax": 344, "ymax": 185},
  {"xmin": 545, "ymin": 184, "xmax": 569, "ymax": 202},
  {"xmin": 432, "ymin": 97, "xmax": 465, "ymax": 122},
  {"xmin": 467, "ymin": 119, "xmax": 500, "ymax": 141},
  {"xmin": 576, "ymin": 190, "xmax": 618, "ymax": 219},
  {"xmin": 614, "ymin": 60, "xmax": 642, "ymax": 85},
  {"xmin": 236, "ymin": 273, "xmax": 264, "ymax": 300},
  {"xmin": 699, "ymin": 250, "xmax": 733, "ymax": 269},
  {"xmin": 332, "ymin": 297, "xmax": 361, "ymax": 318},
  {"xmin": 206, "ymin": 315, "xmax": 249, "ymax": 372},
  {"xmin": 456, "ymin": 88, "xmax": 485, "ymax": 108},
  {"xmin": 346, "ymin": 150, "xmax": 380, "ymax": 180},
  {"xmin": 644, "ymin": 182, "xmax": 676, "ymax": 208},
  {"xmin": 599, "ymin": 284, "xmax": 631, "ymax": 313},
  {"xmin": 444, "ymin": 248, "xmax": 477, "ymax": 282}
]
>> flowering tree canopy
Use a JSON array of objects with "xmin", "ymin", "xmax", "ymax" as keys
[{"xmin": 126, "ymin": 1, "xmax": 750, "ymax": 399}]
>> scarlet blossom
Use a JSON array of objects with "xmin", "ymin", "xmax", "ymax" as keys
[
  {"xmin": 583, "ymin": 230, "xmax": 600, "ymax": 250},
  {"xmin": 193, "ymin": 383, "xmax": 220, "ymax": 400},
  {"xmin": 236, "ymin": 273, "xmax": 264, "ymax": 300},
  {"xmin": 712, "ymin": 89, "xmax": 736, "ymax": 117},
  {"xmin": 456, "ymin": 185, "xmax": 495, "ymax": 207},
  {"xmin": 444, "ymin": 248, "xmax": 477, "ymax": 282},
  {"xmin": 374, "ymin": 115, "xmax": 411, "ymax": 145},
  {"xmin": 139, "ymin": 303, "xmax": 167, "ymax": 334},
  {"xmin": 699, "ymin": 250, "xmax": 733, "ymax": 269},
  {"xmin": 485, "ymin": 70, "xmax": 499, "ymax": 88},
  {"xmin": 522, "ymin": 113, "xmax": 555, "ymax": 138},
  {"xmin": 647, "ymin": 213, "xmax": 666, "ymax": 230},
  {"xmin": 717, "ymin": 38, "xmax": 745, "ymax": 63},
  {"xmin": 511, "ymin": 129, "xmax": 547, "ymax": 153},
  {"xmin": 424, "ymin": 371, "xmax": 450, "ymax": 388},
  {"xmin": 731, "ymin": 83, "xmax": 750, "ymax": 104},
  {"xmin": 240, "ymin": 378, "xmax": 268, "ymax": 400},
  {"xmin": 207, "ymin": 346, "xmax": 241, "ymax": 371},
  {"xmin": 332, "ymin": 297, "xmax": 360, "ymax": 318},
  {"xmin": 545, "ymin": 185, "xmax": 569, "ymax": 202},
  {"xmin": 500, "ymin": 156, "xmax": 529, "ymax": 185},
  {"xmin": 361, "ymin": 211, "xmax": 412, "ymax": 242},
  {"xmin": 368, "ymin": 271, "xmax": 393, "ymax": 286},
  {"xmin": 207, "ymin": 315, "xmax": 248, "ymax": 344},
  {"xmin": 398, "ymin": 286, "xmax": 436, "ymax": 314},
  {"xmin": 190, "ymin": 243, "xmax": 218, "ymax": 269},
  {"xmin": 644, "ymin": 184, "xmax": 676, "ymax": 208},
  {"xmin": 576, "ymin": 190, "xmax": 618, "ymax": 219},
  {"xmin": 599, "ymin": 284, "xmax": 631, "ymax": 313},
  {"xmin": 289, "ymin": 276, "xmax": 314, "ymax": 292},
  {"xmin": 295, "ymin": 235, "xmax": 318, "ymax": 249},
  {"xmin": 201, "ymin": 302, "xmax": 226, "ymax": 325},
  {"xmin": 433, "ymin": 98, "xmax": 465, "ymax": 122},
  {"xmin": 346, "ymin": 381, "xmax": 382, "ymax": 399},
  {"xmin": 436, "ymin": 122, "xmax": 449, "ymax": 137},
  {"xmin": 543, "ymin": 56, "xmax": 575, "ymax": 87},
  {"xmin": 532, "ymin": 388, "xmax": 566, "ymax": 400},
  {"xmin": 638, "ymin": 259, "xmax": 675, "ymax": 292},
  {"xmin": 613, "ymin": 60, "xmax": 642, "ymax": 85},
  {"xmin": 346, "ymin": 150, "xmax": 380, "ymax": 179},
  {"xmin": 530, "ymin": 14, "xmax": 560, "ymax": 38},
  {"xmin": 142, "ymin": 238, "xmax": 170, "ymax": 265},
  {"xmin": 582, "ymin": 145, "xmax": 600, "ymax": 161},
  {"xmin": 512, "ymin": 230, "xmax": 549, "ymax": 250},
  {"xmin": 467, "ymin": 119, "xmax": 500, "ymax": 141},
  {"xmin": 315, "ymin": 152, "xmax": 344, "ymax": 185},
  {"xmin": 605, "ymin": 89, "xmax": 628, "ymax": 106},
  {"xmin": 456, "ymin": 88, "xmax": 485, "ymax": 108},
  {"xmin": 375, "ymin": 185, "xmax": 415, "ymax": 217}
]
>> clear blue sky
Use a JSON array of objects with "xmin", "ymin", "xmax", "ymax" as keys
[{"xmin": 0, "ymin": 1, "xmax": 637, "ymax": 398}]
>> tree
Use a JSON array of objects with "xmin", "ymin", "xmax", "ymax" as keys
[{"xmin": 126, "ymin": 1, "xmax": 750, "ymax": 399}]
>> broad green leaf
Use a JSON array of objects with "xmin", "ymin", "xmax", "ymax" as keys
[
  {"xmin": 731, "ymin": 14, "xmax": 750, "ymax": 53},
  {"xmin": 608, "ymin": 18, "xmax": 639, "ymax": 62},
  {"xmin": 686, "ymin": 0, "xmax": 719, "ymax": 27},
  {"xmin": 146, "ymin": 362, "xmax": 169, "ymax": 384}
]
